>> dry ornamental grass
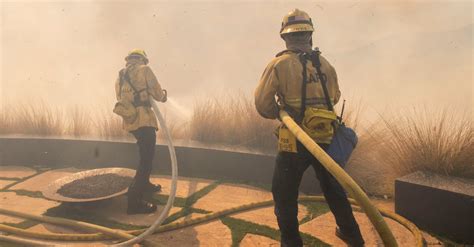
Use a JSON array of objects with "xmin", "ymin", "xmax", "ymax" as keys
[
  {"xmin": 189, "ymin": 93, "xmax": 277, "ymax": 152},
  {"xmin": 347, "ymin": 107, "xmax": 473, "ymax": 195},
  {"xmin": 0, "ymin": 97, "xmax": 472, "ymax": 196}
]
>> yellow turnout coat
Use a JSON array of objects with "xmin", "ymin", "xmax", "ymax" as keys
[{"xmin": 115, "ymin": 64, "xmax": 166, "ymax": 132}]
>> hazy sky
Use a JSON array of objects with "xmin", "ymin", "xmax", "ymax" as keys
[{"xmin": 1, "ymin": 0, "xmax": 472, "ymax": 117}]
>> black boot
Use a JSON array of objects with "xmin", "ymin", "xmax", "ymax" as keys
[
  {"xmin": 145, "ymin": 182, "xmax": 162, "ymax": 192},
  {"xmin": 127, "ymin": 200, "xmax": 157, "ymax": 215},
  {"xmin": 335, "ymin": 227, "xmax": 365, "ymax": 247},
  {"xmin": 127, "ymin": 181, "xmax": 158, "ymax": 215},
  {"xmin": 280, "ymin": 238, "xmax": 303, "ymax": 247}
]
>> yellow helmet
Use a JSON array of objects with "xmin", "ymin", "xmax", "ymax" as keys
[
  {"xmin": 280, "ymin": 9, "xmax": 314, "ymax": 36},
  {"xmin": 125, "ymin": 49, "xmax": 149, "ymax": 64}
]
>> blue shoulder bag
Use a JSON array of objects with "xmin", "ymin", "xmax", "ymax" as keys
[{"xmin": 304, "ymin": 50, "xmax": 358, "ymax": 168}]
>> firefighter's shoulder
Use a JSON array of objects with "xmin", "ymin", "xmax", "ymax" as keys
[
  {"xmin": 269, "ymin": 50, "xmax": 299, "ymax": 67},
  {"xmin": 136, "ymin": 64, "xmax": 154, "ymax": 73},
  {"xmin": 318, "ymin": 53, "xmax": 336, "ymax": 72}
]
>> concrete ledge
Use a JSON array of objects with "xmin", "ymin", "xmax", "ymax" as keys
[
  {"xmin": 0, "ymin": 137, "xmax": 322, "ymax": 194},
  {"xmin": 395, "ymin": 171, "xmax": 474, "ymax": 244}
]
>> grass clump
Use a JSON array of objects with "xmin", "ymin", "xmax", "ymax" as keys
[
  {"xmin": 189, "ymin": 93, "xmax": 277, "ymax": 153},
  {"xmin": 0, "ymin": 107, "xmax": 12, "ymax": 135},
  {"xmin": 348, "ymin": 107, "xmax": 473, "ymax": 196},
  {"xmin": 379, "ymin": 107, "xmax": 473, "ymax": 179},
  {"xmin": 66, "ymin": 106, "xmax": 92, "ymax": 137},
  {"xmin": 12, "ymin": 102, "xmax": 64, "ymax": 136},
  {"xmin": 93, "ymin": 106, "xmax": 130, "ymax": 140}
]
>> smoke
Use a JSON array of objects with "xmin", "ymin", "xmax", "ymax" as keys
[{"xmin": 1, "ymin": 1, "xmax": 472, "ymax": 116}]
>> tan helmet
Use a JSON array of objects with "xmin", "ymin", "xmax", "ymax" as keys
[
  {"xmin": 280, "ymin": 9, "xmax": 314, "ymax": 36},
  {"xmin": 125, "ymin": 49, "xmax": 149, "ymax": 64}
]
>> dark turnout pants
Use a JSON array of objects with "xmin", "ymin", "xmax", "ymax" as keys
[
  {"xmin": 128, "ymin": 126, "xmax": 156, "ymax": 204},
  {"xmin": 272, "ymin": 142, "xmax": 363, "ymax": 246}
]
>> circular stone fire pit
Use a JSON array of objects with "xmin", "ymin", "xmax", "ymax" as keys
[{"xmin": 43, "ymin": 168, "xmax": 135, "ymax": 203}]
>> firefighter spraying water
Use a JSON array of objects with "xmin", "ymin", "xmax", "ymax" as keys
[{"xmin": 113, "ymin": 49, "xmax": 168, "ymax": 214}]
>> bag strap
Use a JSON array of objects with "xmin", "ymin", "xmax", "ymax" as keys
[
  {"xmin": 298, "ymin": 53, "xmax": 309, "ymax": 122},
  {"xmin": 309, "ymin": 51, "xmax": 334, "ymax": 112},
  {"xmin": 119, "ymin": 68, "xmax": 145, "ymax": 95}
]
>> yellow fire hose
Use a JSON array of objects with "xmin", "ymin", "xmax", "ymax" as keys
[
  {"xmin": 0, "ymin": 207, "xmax": 134, "ymax": 241},
  {"xmin": 0, "ymin": 196, "xmax": 423, "ymax": 246},
  {"xmin": 0, "ymin": 110, "xmax": 424, "ymax": 246},
  {"xmin": 280, "ymin": 110, "xmax": 399, "ymax": 246}
]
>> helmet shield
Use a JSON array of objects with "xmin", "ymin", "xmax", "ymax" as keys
[
  {"xmin": 125, "ymin": 49, "xmax": 149, "ymax": 65},
  {"xmin": 280, "ymin": 9, "xmax": 314, "ymax": 35}
]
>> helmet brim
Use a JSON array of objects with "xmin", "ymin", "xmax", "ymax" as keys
[
  {"xmin": 125, "ymin": 55, "xmax": 149, "ymax": 65},
  {"xmin": 280, "ymin": 24, "xmax": 314, "ymax": 35}
]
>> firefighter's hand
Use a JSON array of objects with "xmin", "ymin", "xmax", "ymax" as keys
[{"xmin": 161, "ymin": 89, "xmax": 168, "ymax": 103}]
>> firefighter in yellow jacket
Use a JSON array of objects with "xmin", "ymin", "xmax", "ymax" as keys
[
  {"xmin": 115, "ymin": 49, "xmax": 167, "ymax": 214},
  {"xmin": 255, "ymin": 9, "xmax": 364, "ymax": 247}
]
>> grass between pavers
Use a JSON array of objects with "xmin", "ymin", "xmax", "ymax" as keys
[
  {"xmin": 221, "ymin": 216, "xmax": 330, "ymax": 247},
  {"xmin": 1, "ymin": 179, "xmax": 219, "ymax": 237},
  {"xmin": 44, "ymin": 203, "xmax": 145, "ymax": 231},
  {"xmin": 149, "ymin": 181, "xmax": 221, "ymax": 208},
  {"xmin": 299, "ymin": 201, "xmax": 330, "ymax": 225},
  {"xmin": 0, "ymin": 221, "xmax": 41, "ymax": 247},
  {"xmin": 42, "ymin": 181, "xmax": 222, "ymax": 233},
  {"xmin": 219, "ymin": 178, "xmax": 272, "ymax": 192},
  {"xmin": 0, "ymin": 177, "xmax": 20, "ymax": 181},
  {"xmin": 150, "ymin": 194, "xmax": 186, "ymax": 207},
  {"xmin": 153, "ymin": 181, "xmax": 220, "ymax": 225},
  {"xmin": 3, "ymin": 189, "xmax": 47, "ymax": 199},
  {"xmin": 3, "ymin": 220, "xmax": 40, "ymax": 229},
  {"xmin": 2, "ymin": 177, "xmax": 329, "ymax": 246},
  {"xmin": 180, "ymin": 181, "xmax": 221, "ymax": 208},
  {"xmin": 1, "ymin": 168, "xmax": 51, "ymax": 191},
  {"xmin": 162, "ymin": 207, "xmax": 210, "ymax": 225}
]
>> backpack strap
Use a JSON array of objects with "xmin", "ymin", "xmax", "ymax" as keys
[
  {"xmin": 298, "ymin": 53, "xmax": 309, "ymax": 122},
  {"xmin": 309, "ymin": 50, "xmax": 334, "ymax": 112},
  {"xmin": 120, "ymin": 69, "xmax": 145, "ymax": 95},
  {"xmin": 119, "ymin": 68, "xmax": 149, "ymax": 107}
]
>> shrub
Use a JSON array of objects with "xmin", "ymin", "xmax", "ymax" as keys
[
  {"xmin": 348, "ymin": 107, "xmax": 473, "ymax": 196},
  {"xmin": 188, "ymin": 93, "xmax": 277, "ymax": 153}
]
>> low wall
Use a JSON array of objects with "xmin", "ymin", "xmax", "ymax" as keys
[
  {"xmin": 0, "ymin": 137, "xmax": 322, "ymax": 194},
  {"xmin": 395, "ymin": 171, "xmax": 474, "ymax": 244}
]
